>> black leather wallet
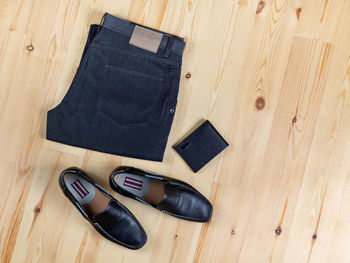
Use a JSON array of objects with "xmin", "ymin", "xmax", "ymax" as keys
[{"xmin": 174, "ymin": 120, "xmax": 229, "ymax": 172}]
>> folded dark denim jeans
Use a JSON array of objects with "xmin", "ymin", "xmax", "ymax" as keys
[{"xmin": 47, "ymin": 13, "xmax": 185, "ymax": 161}]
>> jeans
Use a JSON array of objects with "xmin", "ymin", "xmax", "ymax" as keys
[{"xmin": 46, "ymin": 13, "xmax": 186, "ymax": 161}]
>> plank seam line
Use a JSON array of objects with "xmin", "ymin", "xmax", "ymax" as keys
[{"xmin": 293, "ymin": 34, "xmax": 318, "ymax": 40}]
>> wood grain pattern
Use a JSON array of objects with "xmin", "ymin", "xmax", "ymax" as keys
[{"xmin": 1, "ymin": 0, "xmax": 350, "ymax": 262}]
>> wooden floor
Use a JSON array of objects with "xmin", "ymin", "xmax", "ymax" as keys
[{"xmin": 1, "ymin": 0, "xmax": 350, "ymax": 262}]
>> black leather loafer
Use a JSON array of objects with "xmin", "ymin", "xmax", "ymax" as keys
[
  {"xmin": 59, "ymin": 167, "xmax": 147, "ymax": 249},
  {"xmin": 109, "ymin": 166, "xmax": 213, "ymax": 222}
]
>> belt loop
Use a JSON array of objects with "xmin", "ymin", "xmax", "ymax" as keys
[
  {"xmin": 164, "ymin": 36, "xmax": 174, "ymax": 58},
  {"xmin": 97, "ymin": 13, "xmax": 107, "ymax": 33}
]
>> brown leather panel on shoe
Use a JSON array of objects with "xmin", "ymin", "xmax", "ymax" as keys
[{"xmin": 113, "ymin": 173, "xmax": 165, "ymax": 205}]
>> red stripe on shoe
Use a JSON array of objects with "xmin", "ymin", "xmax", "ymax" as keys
[
  {"xmin": 74, "ymin": 180, "xmax": 88, "ymax": 196},
  {"xmin": 124, "ymin": 180, "xmax": 142, "ymax": 188},
  {"xmin": 124, "ymin": 182, "xmax": 143, "ymax": 190},
  {"xmin": 76, "ymin": 180, "xmax": 89, "ymax": 195},
  {"xmin": 125, "ymin": 177, "xmax": 142, "ymax": 185},
  {"xmin": 71, "ymin": 179, "xmax": 89, "ymax": 198},
  {"xmin": 71, "ymin": 182, "xmax": 85, "ymax": 198},
  {"xmin": 124, "ymin": 177, "xmax": 143, "ymax": 190}
]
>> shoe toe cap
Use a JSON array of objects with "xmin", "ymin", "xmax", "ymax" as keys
[
  {"xmin": 94, "ymin": 200, "xmax": 147, "ymax": 249},
  {"xmin": 113, "ymin": 220, "xmax": 147, "ymax": 249}
]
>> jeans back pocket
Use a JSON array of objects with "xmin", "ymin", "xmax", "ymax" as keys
[{"xmin": 97, "ymin": 63, "xmax": 164, "ymax": 127}]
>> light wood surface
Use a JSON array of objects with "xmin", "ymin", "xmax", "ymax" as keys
[{"xmin": 1, "ymin": 0, "xmax": 350, "ymax": 262}]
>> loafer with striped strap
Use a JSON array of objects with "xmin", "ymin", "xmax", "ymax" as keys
[
  {"xmin": 109, "ymin": 166, "xmax": 213, "ymax": 222},
  {"xmin": 59, "ymin": 167, "xmax": 147, "ymax": 249}
]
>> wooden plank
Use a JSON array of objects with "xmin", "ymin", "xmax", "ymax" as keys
[
  {"xmin": 10, "ymin": 148, "xmax": 83, "ymax": 263},
  {"xmin": 0, "ymin": 161, "xmax": 34, "ymax": 263},
  {"xmin": 283, "ymin": 4, "xmax": 350, "ymax": 262}
]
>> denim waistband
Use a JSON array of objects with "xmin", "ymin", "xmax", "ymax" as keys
[{"xmin": 101, "ymin": 13, "xmax": 185, "ymax": 56}]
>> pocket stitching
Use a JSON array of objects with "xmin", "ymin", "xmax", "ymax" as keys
[
  {"xmin": 105, "ymin": 64, "xmax": 164, "ymax": 81},
  {"xmin": 97, "ymin": 64, "xmax": 163, "ymax": 128}
]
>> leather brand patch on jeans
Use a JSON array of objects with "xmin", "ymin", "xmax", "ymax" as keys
[
  {"xmin": 46, "ymin": 13, "xmax": 186, "ymax": 161},
  {"xmin": 129, "ymin": 25, "xmax": 163, "ymax": 53}
]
